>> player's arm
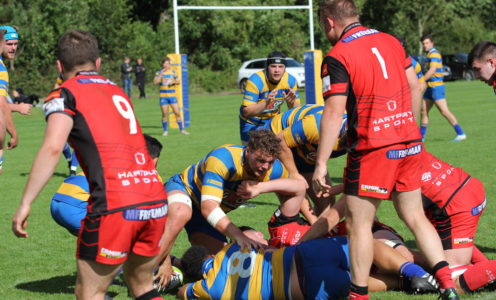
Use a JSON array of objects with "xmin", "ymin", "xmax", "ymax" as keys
[
  {"xmin": 276, "ymin": 131, "xmax": 304, "ymax": 182},
  {"xmin": 9, "ymin": 103, "xmax": 32, "ymax": 115},
  {"xmin": 242, "ymin": 89, "xmax": 277, "ymax": 118},
  {"xmin": 153, "ymin": 70, "xmax": 163, "ymax": 85},
  {"xmin": 405, "ymin": 65, "xmax": 422, "ymax": 121},
  {"xmin": 12, "ymin": 112, "xmax": 73, "ymax": 237},
  {"xmin": 1, "ymin": 94, "xmax": 18, "ymax": 149},
  {"xmin": 0, "ymin": 98, "xmax": 5, "ymax": 148},
  {"xmin": 423, "ymin": 56, "xmax": 437, "ymax": 81}
]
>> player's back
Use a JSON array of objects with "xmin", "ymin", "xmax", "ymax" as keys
[
  {"xmin": 270, "ymin": 104, "xmax": 323, "ymax": 134},
  {"xmin": 325, "ymin": 25, "xmax": 420, "ymax": 151},
  {"xmin": 426, "ymin": 48, "xmax": 444, "ymax": 87},
  {"xmin": 46, "ymin": 72, "xmax": 166, "ymax": 214}
]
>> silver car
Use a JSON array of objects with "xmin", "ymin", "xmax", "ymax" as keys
[{"xmin": 237, "ymin": 58, "xmax": 305, "ymax": 92}]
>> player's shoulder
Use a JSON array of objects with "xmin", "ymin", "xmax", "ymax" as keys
[
  {"xmin": 208, "ymin": 144, "xmax": 243, "ymax": 163},
  {"xmin": 247, "ymin": 71, "xmax": 265, "ymax": 88}
]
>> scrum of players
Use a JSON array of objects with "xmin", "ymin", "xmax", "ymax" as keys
[{"xmin": 6, "ymin": 0, "xmax": 496, "ymax": 299}]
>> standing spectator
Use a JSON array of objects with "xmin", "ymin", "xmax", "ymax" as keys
[
  {"xmin": 239, "ymin": 51, "xmax": 299, "ymax": 145},
  {"xmin": 420, "ymin": 34, "xmax": 466, "ymax": 141},
  {"xmin": 121, "ymin": 56, "xmax": 133, "ymax": 98},
  {"xmin": 312, "ymin": 1, "xmax": 458, "ymax": 299},
  {"xmin": 468, "ymin": 41, "xmax": 496, "ymax": 94},
  {"xmin": 12, "ymin": 30, "xmax": 167, "ymax": 300},
  {"xmin": 135, "ymin": 57, "xmax": 147, "ymax": 99}
]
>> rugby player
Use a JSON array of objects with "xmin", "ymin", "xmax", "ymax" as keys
[
  {"xmin": 239, "ymin": 51, "xmax": 300, "ymax": 145},
  {"xmin": 12, "ymin": 30, "xmax": 167, "ymax": 300},
  {"xmin": 312, "ymin": 1, "xmax": 458, "ymax": 299},
  {"xmin": 153, "ymin": 56, "xmax": 189, "ymax": 136},
  {"xmin": 468, "ymin": 41, "xmax": 496, "ymax": 94}
]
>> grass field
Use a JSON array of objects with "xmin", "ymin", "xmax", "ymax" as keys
[{"xmin": 1, "ymin": 81, "xmax": 496, "ymax": 299}]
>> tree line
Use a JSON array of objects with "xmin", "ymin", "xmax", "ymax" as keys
[{"xmin": 0, "ymin": 0, "xmax": 494, "ymax": 95}]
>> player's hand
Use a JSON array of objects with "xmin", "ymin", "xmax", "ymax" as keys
[
  {"xmin": 265, "ymin": 90, "xmax": 278, "ymax": 109},
  {"xmin": 233, "ymin": 232, "xmax": 264, "ymax": 250},
  {"xmin": 7, "ymin": 134, "xmax": 18, "ymax": 150},
  {"xmin": 12, "ymin": 204, "xmax": 31, "ymax": 238},
  {"xmin": 236, "ymin": 180, "xmax": 260, "ymax": 199},
  {"xmin": 312, "ymin": 164, "xmax": 332, "ymax": 198},
  {"xmin": 153, "ymin": 258, "xmax": 173, "ymax": 291},
  {"xmin": 17, "ymin": 103, "xmax": 32, "ymax": 115},
  {"xmin": 283, "ymin": 89, "xmax": 297, "ymax": 106}
]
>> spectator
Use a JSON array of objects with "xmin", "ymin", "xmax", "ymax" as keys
[
  {"xmin": 135, "ymin": 57, "xmax": 147, "ymax": 99},
  {"xmin": 121, "ymin": 56, "xmax": 133, "ymax": 98}
]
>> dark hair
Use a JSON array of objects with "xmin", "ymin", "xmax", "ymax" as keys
[
  {"xmin": 468, "ymin": 41, "xmax": 496, "ymax": 66},
  {"xmin": 180, "ymin": 245, "xmax": 209, "ymax": 282},
  {"xmin": 420, "ymin": 33, "xmax": 433, "ymax": 43},
  {"xmin": 143, "ymin": 134, "xmax": 163, "ymax": 159},
  {"xmin": 162, "ymin": 56, "xmax": 171, "ymax": 64},
  {"xmin": 318, "ymin": 0, "xmax": 359, "ymax": 23},
  {"xmin": 56, "ymin": 30, "xmax": 99, "ymax": 73},
  {"xmin": 247, "ymin": 129, "xmax": 281, "ymax": 157}
]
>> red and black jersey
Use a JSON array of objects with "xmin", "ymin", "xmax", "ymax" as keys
[
  {"xmin": 420, "ymin": 152, "xmax": 470, "ymax": 212},
  {"xmin": 321, "ymin": 23, "xmax": 421, "ymax": 152},
  {"xmin": 43, "ymin": 72, "xmax": 166, "ymax": 216}
]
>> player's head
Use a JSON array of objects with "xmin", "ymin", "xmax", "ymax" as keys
[
  {"xmin": 420, "ymin": 34, "xmax": 434, "ymax": 52},
  {"xmin": 56, "ymin": 30, "xmax": 100, "ymax": 76},
  {"xmin": 162, "ymin": 56, "xmax": 172, "ymax": 69},
  {"xmin": 0, "ymin": 25, "xmax": 19, "ymax": 59},
  {"xmin": 468, "ymin": 41, "xmax": 496, "ymax": 86},
  {"xmin": 318, "ymin": 0, "xmax": 359, "ymax": 45},
  {"xmin": 144, "ymin": 134, "xmax": 163, "ymax": 166},
  {"xmin": 180, "ymin": 245, "xmax": 210, "ymax": 282},
  {"xmin": 266, "ymin": 51, "xmax": 286, "ymax": 84},
  {"xmin": 245, "ymin": 129, "xmax": 281, "ymax": 177}
]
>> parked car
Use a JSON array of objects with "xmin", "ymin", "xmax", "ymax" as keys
[
  {"xmin": 237, "ymin": 58, "xmax": 305, "ymax": 92},
  {"xmin": 442, "ymin": 53, "xmax": 474, "ymax": 81}
]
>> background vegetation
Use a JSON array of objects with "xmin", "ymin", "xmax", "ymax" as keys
[{"xmin": 0, "ymin": 0, "xmax": 495, "ymax": 95}]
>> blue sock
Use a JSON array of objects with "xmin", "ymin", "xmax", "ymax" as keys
[
  {"xmin": 0, "ymin": 154, "xmax": 3, "ymax": 167},
  {"xmin": 400, "ymin": 261, "xmax": 428, "ymax": 279},
  {"xmin": 162, "ymin": 121, "xmax": 168, "ymax": 132},
  {"xmin": 453, "ymin": 124, "xmax": 465, "ymax": 135},
  {"xmin": 71, "ymin": 152, "xmax": 79, "ymax": 169},
  {"xmin": 62, "ymin": 144, "xmax": 72, "ymax": 160},
  {"xmin": 420, "ymin": 125, "xmax": 428, "ymax": 139},
  {"xmin": 178, "ymin": 121, "xmax": 184, "ymax": 131}
]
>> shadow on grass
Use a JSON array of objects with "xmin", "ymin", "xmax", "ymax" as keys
[
  {"xmin": 20, "ymin": 172, "xmax": 68, "ymax": 178},
  {"xmin": 245, "ymin": 201, "xmax": 278, "ymax": 207},
  {"xmin": 330, "ymin": 177, "xmax": 344, "ymax": 184},
  {"xmin": 15, "ymin": 273, "xmax": 119, "ymax": 297},
  {"xmin": 402, "ymin": 241, "xmax": 496, "ymax": 257}
]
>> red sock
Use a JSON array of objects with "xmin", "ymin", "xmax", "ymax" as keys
[
  {"xmin": 459, "ymin": 260, "xmax": 496, "ymax": 292},
  {"xmin": 349, "ymin": 292, "xmax": 369, "ymax": 300},
  {"xmin": 349, "ymin": 283, "xmax": 369, "ymax": 299},
  {"xmin": 433, "ymin": 261, "xmax": 456, "ymax": 290},
  {"xmin": 471, "ymin": 245, "xmax": 489, "ymax": 264}
]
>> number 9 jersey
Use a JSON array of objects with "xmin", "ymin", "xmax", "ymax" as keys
[{"xmin": 43, "ymin": 71, "xmax": 166, "ymax": 215}]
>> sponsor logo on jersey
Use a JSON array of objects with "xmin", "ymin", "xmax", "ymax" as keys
[
  {"xmin": 386, "ymin": 144, "xmax": 422, "ymax": 159},
  {"xmin": 372, "ymin": 111, "xmax": 415, "ymax": 132},
  {"xmin": 77, "ymin": 78, "xmax": 116, "ymax": 85},
  {"xmin": 360, "ymin": 184, "xmax": 388, "ymax": 194},
  {"xmin": 342, "ymin": 29, "xmax": 379, "ymax": 43},
  {"xmin": 43, "ymin": 96, "xmax": 65, "ymax": 117},
  {"xmin": 123, "ymin": 205, "xmax": 167, "ymax": 220},
  {"xmin": 454, "ymin": 237, "xmax": 473, "ymax": 245},
  {"xmin": 471, "ymin": 199, "xmax": 486, "ymax": 216},
  {"xmin": 421, "ymin": 171, "xmax": 432, "ymax": 182},
  {"xmin": 387, "ymin": 100, "xmax": 397, "ymax": 111},
  {"xmin": 99, "ymin": 248, "xmax": 127, "ymax": 259},
  {"xmin": 322, "ymin": 75, "xmax": 331, "ymax": 94}
]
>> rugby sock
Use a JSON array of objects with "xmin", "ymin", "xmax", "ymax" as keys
[
  {"xmin": 162, "ymin": 121, "xmax": 168, "ymax": 132},
  {"xmin": 453, "ymin": 124, "xmax": 465, "ymax": 135},
  {"xmin": 420, "ymin": 124, "xmax": 428, "ymax": 139},
  {"xmin": 459, "ymin": 260, "xmax": 496, "ymax": 293},
  {"xmin": 62, "ymin": 143, "xmax": 72, "ymax": 161},
  {"xmin": 471, "ymin": 245, "xmax": 489, "ymax": 263},
  {"xmin": 349, "ymin": 283, "xmax": 369, "ymax": 299},
  {"xmin": 135, "ymin": 288, "xmax": 163, "ymax": 300},
  {"xmin": 70, "ymin": 152, "xmax": 78, "ymax": 170},
  {"xmin": 178, "ymin": 120, "xmax": 184, "ymax": 131},
  {"xmin": 399, "ymin": 261, "xmax": 429, "ymax": 279},
  {"xmin": 433, "ymin": 261, "xmax": 455, "ymax": 289}
]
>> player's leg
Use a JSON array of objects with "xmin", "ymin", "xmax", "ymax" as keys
[
  {"xmin": 75, "ymin": 258, "xmax": 122, "ymax": 299},
  {"xmin": 123, "ymin": 253, "xmax": 162, "ymax": 299},
  {"xmin": 346, "ymin": 194, "xmax": 381, "ymax": 298},
  {"xmin": 433, "ymin": 99, "xmax": 466, "ymax": 140},
  {"xmin": 160, "ymin": 103, "xmax": 169, "ymax": 136},
  {"xmin": 420, "ymin": 98, "xmax": 434, "ymax": 140},
  {"xmin": 0, "ymin": 149, "xmax": 3, "ymax": 174},
  {"xmin": 170, "ymin": 102, "xmax": 189, "ymax": 135}
]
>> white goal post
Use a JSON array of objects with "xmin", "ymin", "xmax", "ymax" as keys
[{"xmin": 172, "ymin": 0, "xmax": 315, "ymax": 54}]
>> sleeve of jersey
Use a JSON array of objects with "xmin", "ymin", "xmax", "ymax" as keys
[
  {"xmin": 42, "ymin": 88, "xmax": 76, "ymax": 120},
  {"xmin": 428, "ymin": 52, "xmax": 443, "ymax": 68},
  {"xmin": 201, "ymin": 155, "xmax": 230, "ymax": 203},
  {"xmin": 321, "ymin": 56, "xmax": 350, "ymax": 100},
  {"xmin": 405, "ymin": 56, "xmax": 412, "ymax": 70},
  {"xmin": 283, "ymin": 116, "xmax": 319, "ymax": 148},
  {"xmin": 0, "ymin": 69, "xmax": 8, "ymax": 97},
  {"xmin": 242, "ymin": 75, "xmax": 262, "ymax": 106},
  {"xmin": 185, "ymin": 281, "xmax": 209, "ymax": 299},
  {"xmin": 154, "ymin": 70, "xmax": 161, "ymax": 79},
  {"xmin": 266, "ymin": 160, "xmax": 289, "ymax": 180}
]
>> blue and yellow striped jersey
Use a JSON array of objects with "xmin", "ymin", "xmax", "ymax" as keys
[
  {"xmin": 52, "ymin": 172, "xmax": 90, "ymax": 204},
  {"xmin": 155, "ymin": 68, "xmax": 178, "ymax": 98},
  {"xmin": 240, "ymin": 70, "xmax": 300, "ymax": 124},
  {"xmin": 184, "ymin": 243, "xmax": 295, "ymax": 300},
  {"xmin": 426, "ymin": 48, "xmax": 444, "ymax": 87},
  {"xmin": 0, "ymin": 58, "xmax": 9, "ymax": 98},
  {"xmin": 178, "ymin": 144, "xmax": 289, "ymax": 212},
  {"xmin": 270, "ymin": 105, "xmax": 346, "ymax": 165},
  {"xmin": 410, "ymin": 56, "xmax": 425, "ymax": 83},
  {"xmin": 55, "ymin": 74, "xmax": 64, "ymax": 86}
]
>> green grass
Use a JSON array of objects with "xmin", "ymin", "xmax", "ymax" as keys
[{"xmin": 1, "ymin": 81, "xmax": 496, "ymax": 299}]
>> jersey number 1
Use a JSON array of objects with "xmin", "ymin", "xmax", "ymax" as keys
[
  {"xmin": 371, "ymin": 47, "xmax": 389, "ymax": 79},
  {"xmin": 113, "ymin": 95, "xmax": 138, "ymax": 134}
]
